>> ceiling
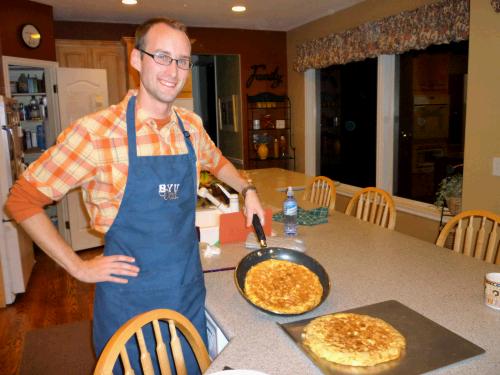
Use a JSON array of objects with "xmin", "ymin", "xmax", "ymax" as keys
[{"xmin": 35, "ymin": 0, "xmax": 364, "ymax": 31}]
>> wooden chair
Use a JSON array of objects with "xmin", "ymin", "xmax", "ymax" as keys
[
  {"xmin": 345, "ymin": 187, "xmax": 396, "ymax": 230},
  {"xmin": 303, "ymin": 176, "xmax": 336, "ymax": 214},
  {"xmin": 436, "ymin": 210, "xmax": 500, "ymax": 263},
  {"xmin": 94, "ymin": 309, "xmax": 211, "ymax": 375}
]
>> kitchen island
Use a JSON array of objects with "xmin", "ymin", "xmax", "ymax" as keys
[{"xmin": 202, "ymin": 168, "xmax": 500, "ymax": 374}]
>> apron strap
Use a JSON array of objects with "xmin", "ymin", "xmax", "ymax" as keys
[
  {"xmin": 174, "ymin": 110, "xmax": 196, "ymax": 160},
  {"xmin": 126, "ymin": 96, "xmax": 138, "ymax": 160}
]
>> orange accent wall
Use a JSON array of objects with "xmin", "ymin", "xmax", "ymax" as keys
[
  {"xmin": 54, "ymin": 21, "xmax": 137, "ymax": 41},
  {"xmin": 0, "ymin": 40, "xmax": 4, "ymax": 96},
  {"xmin": 188, "ymin": 27, "xmax": 287, "ymax": 166},
  {"xmin": 0, "ymin": 0, "xmax": 56, "ymax": 61},
  {"xmin": 188, "ymin": 27, "xmax": 287, "ymax": 96}
]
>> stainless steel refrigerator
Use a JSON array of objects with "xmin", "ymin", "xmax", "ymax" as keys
[{"xmin": 0, "ymin": 95, "xmax": 35, "ymax": 306}]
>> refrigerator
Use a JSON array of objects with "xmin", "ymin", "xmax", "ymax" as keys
[
  {"xmin": 0, "ymin": 56, "xmax": 109, "ymax": 305},
  {"xmin": 0, "ymin": 95, "xmax": 35, "ymax": 306}
]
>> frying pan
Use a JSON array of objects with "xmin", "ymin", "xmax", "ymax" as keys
[{"xmin": 234, "ymin": 215, "xmax": 331, "ymax": 316}]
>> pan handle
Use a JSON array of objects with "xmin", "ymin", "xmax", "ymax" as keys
[{"xmin": 252, "ymin": 214, "xmax": 267, "ymax": 248}]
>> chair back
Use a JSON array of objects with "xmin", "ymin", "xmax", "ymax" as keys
[
  {"xmin": 303, "ymin": 176, "xmax": 336, "ymax": 213},
  {"xmin": 436, "ymin": 209, "xmax": 500, "ymax": 263},
  {"xmin": 345, "ymin": 187, "xmax": 396, "ymax": 230},
  {"xmin": 94, "ymin": 309, "xmax": 211, "ymax": 375}
]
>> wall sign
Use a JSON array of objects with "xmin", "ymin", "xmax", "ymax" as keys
[{"xmin": 246, "ymin": 64, "xmax": 283, "ymax": 88}]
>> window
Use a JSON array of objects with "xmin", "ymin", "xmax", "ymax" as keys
[
  {"xmin": 319, "ymin": 58, "xmax": 377, "ymax": 187},
  {"xmin": 317, "ymin": 41, "xmax": 468, "ymax": 206},
  {"xmin": 396, "ymin": 41, "xmax": 468, "ymax": 204}
]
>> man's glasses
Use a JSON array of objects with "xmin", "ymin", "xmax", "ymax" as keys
[{"xmin": 138, "ymin": 49, "xmax": 193, "ymax": 70}]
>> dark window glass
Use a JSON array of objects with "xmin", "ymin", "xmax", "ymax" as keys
[
  {"xmin": 320, "ymin": 58, "xmax": 377, "ymax": 187},
  {"xmin": 396, "ymin": 41, "xmax": 468, "ymax": 203}
]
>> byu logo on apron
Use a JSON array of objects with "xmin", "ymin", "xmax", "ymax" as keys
[{"xmin": 158, "ymin": 183, "xmax": 180, "ymax": 200}]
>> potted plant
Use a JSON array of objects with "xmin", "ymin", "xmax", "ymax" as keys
[{"xmin": 434, "ymin": 173, "xmax": 463, "ymax": 215}]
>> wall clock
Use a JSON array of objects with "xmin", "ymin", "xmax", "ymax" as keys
[{"xmin": 21, "ymin": 24, "xmax": 41, "ymax": 48}]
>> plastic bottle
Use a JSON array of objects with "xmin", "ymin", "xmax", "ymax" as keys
[
  {"xmin": 36, "ymin": 124, "xmax": 46, "ymax": 150},
  {"xmin": 17, "ymin": 73, "xmax": 28, "ymax": 93},
  {"xmin": 283, "ymin": 186, "xmax": 297, "ymax": 236},
  {"xmin": 18, "ymin": 103, "xmax": 25, "ymax": 121},
  {"xmin": 39, "ymin": 97, "xmax": 46, "ymax": 119}
]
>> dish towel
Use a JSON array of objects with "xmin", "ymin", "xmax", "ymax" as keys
[{"xmin": 272, "ymin": 206, "xmax": 328, "ymax": 226}]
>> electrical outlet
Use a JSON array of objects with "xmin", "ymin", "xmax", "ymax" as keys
[{"xmin": 493, "ymin": 157, "xmax": 500, "ymax": 176}]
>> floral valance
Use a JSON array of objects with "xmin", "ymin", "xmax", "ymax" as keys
[
  {"xmin": 294, "ymin": 0, "xmax": 469, "ymax": 72},
  {"xmin": 492, "ymin": 0, "xmax": 500, "ymax": 12}
]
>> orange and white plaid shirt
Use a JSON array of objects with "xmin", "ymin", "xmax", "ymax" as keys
[{"xmin": 23, "ymin": 90, "xmax": 228, "ymax": 233}]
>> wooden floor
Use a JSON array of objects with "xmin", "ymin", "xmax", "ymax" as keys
[{"xmin": 0, "ymin": 247, "xmax": 102, "ymax": 375}]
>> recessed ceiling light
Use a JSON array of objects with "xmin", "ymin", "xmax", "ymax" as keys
[
  {"xmin": 122, "ymin": 0, "xmax": 137, "ymax": 5},
  {"xmin": 232, "ymin": 5, "xmax": 246, "ymax": 12}
]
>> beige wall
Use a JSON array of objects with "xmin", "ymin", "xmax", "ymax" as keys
[
  {"xmin": 463, "ymin": 0, "xmax": 500, "ymax": 213},
  {"xmin": 287, "ymin": 0, "xmax": 500, "ymax": 215}
]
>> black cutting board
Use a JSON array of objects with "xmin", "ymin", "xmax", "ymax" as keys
[{"xmin": 279, "ymin": 300, "xmax": 485, "ymax": 375}]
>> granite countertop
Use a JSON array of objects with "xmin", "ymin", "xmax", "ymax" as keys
[{"xmin": 201, "ymin": 168, "xmax": 500, "ymax": 375}]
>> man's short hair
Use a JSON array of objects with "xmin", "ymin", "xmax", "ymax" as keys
[{"xmin": 134, "ymin": 18, "xmax": 187, "ymax": 50}]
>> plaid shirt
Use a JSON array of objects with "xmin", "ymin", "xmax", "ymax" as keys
[{"xmin": 23, "ymin": 91, "xmax": 228, "ymax": 233}]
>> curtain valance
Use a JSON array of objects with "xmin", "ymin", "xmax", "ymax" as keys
[
  {"xmin": 492, "ymin": 0, "xmax": 500, "ymax": 12},
  {"xmin": 294, "ymin": 0, "xmax": 469, "ymax": 72}
]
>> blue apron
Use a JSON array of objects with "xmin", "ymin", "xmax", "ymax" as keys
[{"xmin": 93, "ymin": 96, "xmax": 207, "ymax": 374}]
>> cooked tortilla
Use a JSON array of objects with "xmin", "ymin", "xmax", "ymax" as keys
[
  {"xmin": 244, "ymin": 259, "xmax": 323, "ymax": 314},
  {"xmin": 302, "ymin": 313, "xmax": 406, "ymax": 367}
]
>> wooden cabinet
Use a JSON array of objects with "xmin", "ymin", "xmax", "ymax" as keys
[
  {"xmin": 247, "ymin": 93, "xmax": 294, "ymax": 170},
  {"xmin": 121, "ymin": 36, "xmax": 192, "ymax": 98},
  {"xmin": 121, "ymin": 37, "xmax": 140, "ymax": 90},
  {"xmin": 55, "ymin": 44, "xmax": 92, "ymax": 68},
  {"xmin": 412, "ymin": 53, "xmax": 449, "ymax": 94},
  {"xmin": 179, "ymin": 72, "xmax": 192, "ymax": 99},
  {"xmin": 56, "ymin": 39, "xmax": 127, "ymax": 105}
]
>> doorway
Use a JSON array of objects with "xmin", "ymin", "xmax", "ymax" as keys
[
  {"xmin": 192, "ymin": 55, "xmax": 217, "ymax": 143},
  {"xmin": 192, "ymin": 54, "xmax": 243, "ymax": 167}
]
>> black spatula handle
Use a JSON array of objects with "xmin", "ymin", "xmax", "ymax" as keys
[{"xmin": 252, "ymin": 214, "xmax": 267, "ymax": 248}]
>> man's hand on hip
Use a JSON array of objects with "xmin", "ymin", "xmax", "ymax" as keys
[{"xmin": 75, "ymin": 254, "xmax": 140, "ymax": 284}]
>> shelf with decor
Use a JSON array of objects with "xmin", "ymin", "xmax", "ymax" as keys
[
  {"xmin": 8, "ymin": 66, "xmax": 50, "ymax": 165},
  {"xmin": 247, "ymin": 92, "xmax": 295, "ymax": 170},
  {"xmin": 5, "ymin": 59, "xmax": 64, "ymax": 243}
]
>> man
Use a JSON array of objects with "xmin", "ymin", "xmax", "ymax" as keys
[{"xmin": 5, "ymin": 18, "xmax": 264, "ymax": 373}]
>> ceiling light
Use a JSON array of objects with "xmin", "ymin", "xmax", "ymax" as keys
[
  {"xmin": 232, "ymin": 5, "xmax": 246, "ymax": 12},
  {"xmin": 122, "ymin": 0, "xmax": 137, "ymax": 5}
]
